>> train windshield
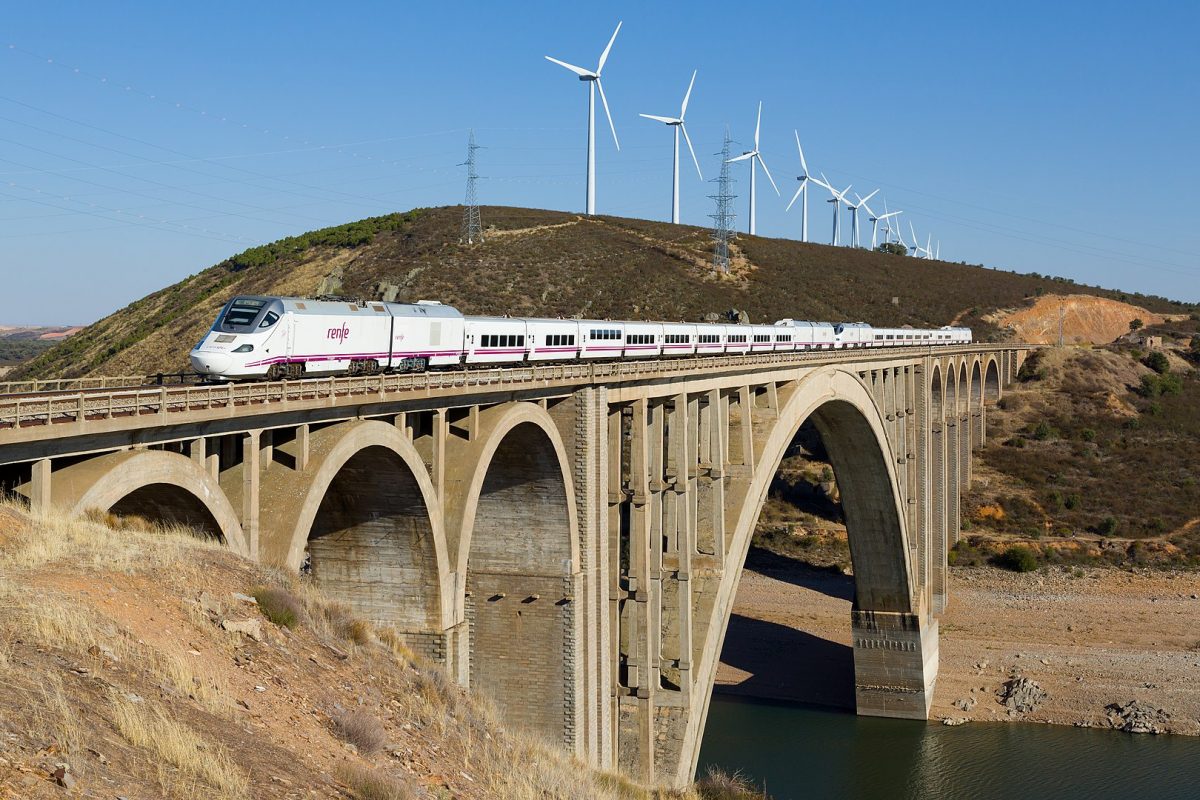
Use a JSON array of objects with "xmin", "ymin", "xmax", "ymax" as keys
[{"xmin": 220, "ymin": 298, "xmax": 268, "ymax": 329}]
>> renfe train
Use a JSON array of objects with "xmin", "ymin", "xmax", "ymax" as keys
[{"xmin": 189, "ymin": 295, "xmax": 973, "ymax": 381}]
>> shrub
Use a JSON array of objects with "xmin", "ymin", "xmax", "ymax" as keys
[
  {"xmin": 336, "ymin": 764, "xmax": 417, "ymax": 800},
  {"xmin": 1063, "ymin": 494, "xmax": 1081, "ymax": 510},
  {"xmin": 331, "ymin": 710, "xmax": 387, "ymax": 756},
  {"xmin": 1031, "ymin": 420, "xmax": 1056, "ymax": 441},
  {"xmin": 1080, "ymin": 428, "xmax": 1096, "ymax": 442},
  {"xmin": 1144, "ymin": 351, "xmax": 1170, "ymax": 374},
  {"xmin": 1129, "ymin": 318, "xmax": 1144, "ymax": 331},
  {"xmin": 696, "ymin": 767, "xmax": 771, "ymax": 800},
  {"xmin": 252, "ymin": 586, "xmax": 306, "ymax": 629},
  {"xmin": 994, "ymin": 545, "xmax": 1039, "ymax": 573}
]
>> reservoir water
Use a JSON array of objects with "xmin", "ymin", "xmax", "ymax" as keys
[{"xmin": 697, "ymin": 694, "xmax": 1200, "ymax": 800}]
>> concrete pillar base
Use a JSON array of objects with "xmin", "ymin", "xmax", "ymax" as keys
[{"xmin": 851, "ymin": 608, "xmax": 937, "ymax": 719}]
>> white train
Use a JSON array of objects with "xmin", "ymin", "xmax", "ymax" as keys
[{"xmin": 189, "ymin": 296, "xmax": 973, "ymax": 381}]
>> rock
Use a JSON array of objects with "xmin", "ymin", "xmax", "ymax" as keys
[
  {"xmin": 999, "ymin": 677, "xmax": 1047, "ymax": 713},
  {"xmin": 198, "ymin": 591, "xmax": 223, "ymax": 616},
  {"xmin": 942, "ymin": 717, "xmax": 969, "ymax": 726},
  {"xmin": 51, "ymin": 765, "xmax": 76, "ymax": 789},
  {"xmin": 1105, "ymin": 701, "xmax": 1170, "ymax": 734},
  {"xmin": 221, "ymin": 618, "xmax": 263, "ymax": 641},
  {"xmin": 953, "ymin": 696, "xmax": 977, "ymax": 711},
  {"xmin": 231, "ymin": 592, "xmax": 258, "ymax": 605}
]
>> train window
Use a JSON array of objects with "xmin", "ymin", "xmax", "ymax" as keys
[
  {"xmin": 875, "ymin": 335, "xmax": 884, "ymax": 340},
  {"xmin": 222, "ymin": 298, "xmax": 266, "ymax": 328},
  {"xmin": 259, "ymin": 311, "xmax": 280, "ymax": 328}
]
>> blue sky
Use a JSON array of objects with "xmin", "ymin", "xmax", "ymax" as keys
[{"xmin": 2, "ymin": 1, "xmax": 1197, "ymax": 325}]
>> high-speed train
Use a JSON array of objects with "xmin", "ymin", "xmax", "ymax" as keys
[{"xmin": 189, "ymin": 296, "xmax": 972, "ymax": 381}]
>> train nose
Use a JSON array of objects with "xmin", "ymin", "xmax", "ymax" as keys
[{"xmin": 190, "ymin": 351, "xmax": 232, "ymax": 375}]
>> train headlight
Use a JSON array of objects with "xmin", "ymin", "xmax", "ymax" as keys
[{"xmin": 233, "ymin": 344, "xmax": 254, "ymax": 353}]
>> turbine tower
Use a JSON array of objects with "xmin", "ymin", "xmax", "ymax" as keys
[
  {"xmin": 725, "ymin": 102, "xmax": 779, "ymax": 235},
  {"xmin": 818, "ymin": 173, "xmax": 852, "ymax": 246},
  {"xmin": 784, "ymin": 130, "xmax": 815, "ymax": 242},
  {"xmin": 545, "ymin": 22, "xmax": 622, "ymax": 216},
  {"xmin": 640, "ymin": 70, "xmax": 703, "ymax": 224},
  {"xmin": 846, "ymin": 189, "xmax": 879, "ymax": 248}
]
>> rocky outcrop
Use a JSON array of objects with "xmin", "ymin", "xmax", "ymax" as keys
[
  {"xmin": 1105, "ymin": 701, "xmax": 1171, "ymax": 734},
  {"xmin": 999, "ymin": 676, "xmax": 1047, "ymax": 713}
]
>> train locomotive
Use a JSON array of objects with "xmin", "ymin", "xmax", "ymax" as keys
[{"xmin": 189, "ymin": 295, "xmax": 973, "ymax": 381}]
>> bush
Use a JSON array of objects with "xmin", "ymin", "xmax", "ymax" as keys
[
  {"xmin": 331, "ymin": 710, "xmax": 387, "ymax": 756},
  {"xmin": 1080, "ymin": 428, "xmax": 1096, "ymax": 442},
  {"xmin": 1144, "ymin": 351, "xmax": 1170, "ymax": 374},
  {"xmin": 1129, "ymin": 318, "xmax": 1144, "ymax": 331},
  {"xmin": 1063, "ymin": 494, "xmax": 1081, "ymax": 510},
  {"xmin": 1031, "ymin": 420, "xmax": 1056, "ymax": 441},
  {"xmin": 994, "ymin": 545, "xmax": 1039, "ymax": 573},
  {"xmin": 336, "ymin": 764, "xmax": 417, "ymax": 800},
  {"xmin": 252, "ymin": 586, "xmax": 306, "ymax": 629}
]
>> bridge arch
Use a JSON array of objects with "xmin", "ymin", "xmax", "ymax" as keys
[
  {"xmin": 686, "ymin": 367, "xmax": 921, "ymax": 784},
  {"xmin": 449, "ymin": 401, "xmax": 580, "ymax": 746},
  {"xmin": 269, "ymin": 420, "xmax": 452, "ymax": 639},
  {"xmin": 984, "ymin": 357, "xmax": 1002, "ymax": 402},
  {"xmin": 49, "ymin": 449, "xmax": 248, "ymax": 555}
]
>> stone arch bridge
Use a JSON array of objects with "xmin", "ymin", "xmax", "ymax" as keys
[{"xmin": 0, "ymin": 344, "xmax": 1025, "ymax": 787}]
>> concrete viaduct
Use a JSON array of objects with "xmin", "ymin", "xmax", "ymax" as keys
[{"xmin": 0, "ymin": 344, "xmax": 1026, "ymax": 787}]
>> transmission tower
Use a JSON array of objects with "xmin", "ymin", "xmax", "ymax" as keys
[
  {"xmin": 460, "ymin": 130, "xmax": 484, "ymax": 245},
  {"xmin": 708, "ymin": 127, "xmax": 737, "ymax": 274}
]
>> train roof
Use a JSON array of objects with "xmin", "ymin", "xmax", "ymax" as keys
[{"xmin": 246, "ymin": 296, "xmax": 464, "ymax": 319}]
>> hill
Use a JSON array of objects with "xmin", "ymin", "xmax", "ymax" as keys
[
  {"xmin": 12, "ymin": 205, "xmax": 1195, "ymax": 379},
  {"xmin": 0, "ymin": 502, "xmax": 763, "ymax": 800}
]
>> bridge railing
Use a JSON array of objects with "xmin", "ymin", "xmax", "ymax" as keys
[{"xmin": 0, "ymin": 344, "xmax": 1015, "ymax": 432}]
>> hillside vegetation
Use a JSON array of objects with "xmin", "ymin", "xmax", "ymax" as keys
[
  {"xmin": 13, "ymin": 205, "xmax": 1194, "ymax": 379},
  {"xmin": 0, "ymin": 503, "xmax": 764, "ymax": 799}
]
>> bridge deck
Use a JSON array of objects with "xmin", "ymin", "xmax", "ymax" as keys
[{"xmin": 0, "ymin": 344, "xmax": 1011, "ymax": 446}]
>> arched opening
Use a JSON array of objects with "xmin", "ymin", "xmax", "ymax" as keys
[
  {"xmin": 109, "ymin": 483, "xmax": 224, "ymax": 541},
  {"xmin": 716, "ymin": 393, "xmax": 911, "ymax": 712},
  {"xmin": 307, "ymin": 445, "xmax": 441, "ymax": 633},
  {"xmin": 465, "ymin": 420, "xmax": 575, "ymax": 744},
  {"xmin": 984, "ymin": 359, "xmax": 1001, "ymax": 402}
]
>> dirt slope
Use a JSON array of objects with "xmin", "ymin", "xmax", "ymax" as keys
[
  {"xmin": 990, "ymin": 293, "xmax": 1177, "ymax": 344},
  {"xmin": 0, "ymin": 504, "xmax": 743, "ymax": 800},
  {"xmin": 13, "ymin": 205, "xmax": 1194, "ymax": 379}
]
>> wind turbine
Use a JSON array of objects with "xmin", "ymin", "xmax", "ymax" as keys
[
  {"xmin": 871, "ymin": 211, "xmax": 903, "ymax": 249},
  {"xmin": 640, "ymin": 70, "xmax": 703, "ymax": 224},
  {"xmin": 846, "ymin": 189, "xmax": 879, "ymax": 248},
  {"xmin": 819, "ymin": 173, "xmax": 852, "ymax": 246},
  {"xmin": 784, "ymin": 130, "xmax": 816, "ymax": 242},
  {"xmin": 935, "ymin": 240, "xmax": 941, "ymax": 260},
  {"xmin": 545, "ymin": 21, "xmax": 622, "ymax": 216},
  {"xmin": 909, "ymin": 221, "xmax": 927, "ymax": 258},
  {"xmin": 726, "ymin": 102, "xmax": 779, "ymax": 235}
]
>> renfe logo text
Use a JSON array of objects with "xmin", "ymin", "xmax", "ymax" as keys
[{"xmin": 327, "ymin": 324, "xmax": 350, "ymax": 344}]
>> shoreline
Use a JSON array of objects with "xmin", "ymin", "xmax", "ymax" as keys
[{"xmin": 714, "ymin": 556, "xmax": 1200, "ymax": 735}]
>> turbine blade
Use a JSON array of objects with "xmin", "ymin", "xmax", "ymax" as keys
[
  {"xmin": 681, "ymin": 69, "xmax": 697, "ymax": 118},
  {"xmin": 596, "ymin": 78, "xmax": 620, "ymax": 150},
  {"xmin": 726, "ymin": 152, "xmax": 756, "ymax": 163},
  {"xmin": 640, "ymin": 113, "xmax": 679, "ymax": 124},
  {"xmin": 754, "ymin": 100, "xmax": 763, "ymax": 148},
  {"xmin": 785, "ymin": 183, "xmax": 805, "ymax": 211},
  {"xmin": 757, "ymin": 153, "xmax": 780, "ymax": 195},
  {"xmin": 597, "ymin": 21, "xmax": 622, "ymax": 73},
  {"xmin": 794, "ymin": 130, "xmax": 809, "ymax": 174},
  {"xmin": 545, "ymin": 56, "xmax": 594, "ymax": 77},
  {"xmin": 680, "ymin": 122, "xmax": 703, "ymax": 180}
]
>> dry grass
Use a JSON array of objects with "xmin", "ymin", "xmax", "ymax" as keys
[
  {"xmin": 33, "ymin": 672, "xmax": 82, "ymax": 754},
  {"xmin": 694, "ymin": 767, "xmax": 771, "ymax": 800},
  {"xmin": 332, "ymin": 710, "xmax": 388, "ymax": 756},
  {"xmin": 337, "ymin": 763, "xmax": 418, "ymax": 800},
  {"xmin": 110, "ymin": 691, "xmax": 249, "ymax": 799},
  {"xmin": 252, "ymin": 584, "xmax": 306, "ymax": 629},
  {"xmin": 1, "ymin": 500, "xmax": 217, "ymax": 575}
]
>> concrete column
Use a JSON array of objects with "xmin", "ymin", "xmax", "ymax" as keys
[
  {"xmin": 852, "ymin": 608, "xmax": 938, "ymax": 719},
  {"xmin": 295, "ymin": 423, "xmax": 310, "ymax": 470},
  {"xmin": 28, "ymin": 458, "xmax": 51, "ymax": 514},
  {"xmin": 912, "ymin": 365, "xmax": 931, "ymax": 611},
  {"xmin": 931, "ymin": 407, "xmax": 947, "ymax": 616},
  {"xmin": 736, "ymin": 386, "xmax": 754, "ymax": 470},
  {"xmin": 241, "ymin": 430, "xmax": 261, "ymax": 559}
]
